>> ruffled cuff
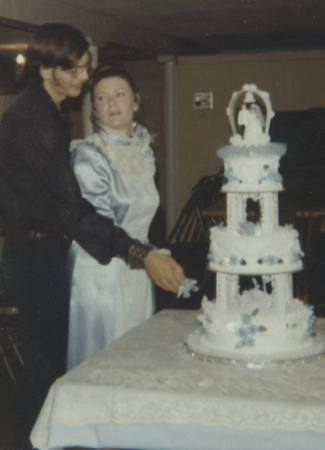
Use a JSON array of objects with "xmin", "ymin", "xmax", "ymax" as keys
[{"xmin": 128, "ymin": 240, "xmax": 153, "ymax": 269}]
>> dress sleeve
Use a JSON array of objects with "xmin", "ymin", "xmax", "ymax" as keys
[{"xmin": 71, "ymin": 142, "xmax": 117, "ymax": 222}]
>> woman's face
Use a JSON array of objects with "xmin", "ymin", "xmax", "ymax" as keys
[{"xmin": 93, "ymin": 76, "xmax": 139, "ymax": 137}]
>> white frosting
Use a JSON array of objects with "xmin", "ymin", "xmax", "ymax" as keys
[
  {"xmin": 196, "ymin": 295, "xmax": 316, "ymax": 358},
  {"xmin": 187, "ymin": 84, "xmax": 324, "ymax": 363},
  {"xmin": 219, "ymin": 143, "xmax": 286, "ymax": 193},
  {"xmin": 230, "ymin": 132, "xmax": 270, "ymax": 147},
  {"xmin": 209, "ymin": 223, "xmax": 303, "ymax": 275}
]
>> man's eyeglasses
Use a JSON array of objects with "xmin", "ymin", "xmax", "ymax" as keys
[{"xmin": 61, "ymin": 62, "xmax": 91, "ymax": 77}]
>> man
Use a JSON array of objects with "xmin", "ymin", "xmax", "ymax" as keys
[{"xmin": 0, "ymin": 23, "xmax": 184, "ymax": 450}]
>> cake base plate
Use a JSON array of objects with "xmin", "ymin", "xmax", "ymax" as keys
[{"xmin": 186, "ymin": 328, "xmax": 325, "ymax": 369}]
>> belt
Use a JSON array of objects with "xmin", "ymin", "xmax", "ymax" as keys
[{"xmin": 6, "ymin": 230, "xmax": 62, "ymax": 239}]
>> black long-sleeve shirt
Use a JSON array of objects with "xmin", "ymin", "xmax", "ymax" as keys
[{"xmin": 0, "ymin": 83, "xmax": 135, "ymax": 264}]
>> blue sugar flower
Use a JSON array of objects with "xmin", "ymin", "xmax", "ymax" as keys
[
  {"xmin": 229, "ymin": 254, "xmax": 238, "ymax": 265},
  {"xmin": 247, "ymin": 324, "xmax": 258, "ymax": 334},
  {"xmin": 208, "ymin": 251, "xmax": 215, "ymax": 262},
  {"xmin": 234, "ymin": 312, "xmax": 267, "ymax": 350},
  {"xmin": 291, "ymin": 252, "xmax": 300, "ymax": 263},
  {"xmin": 259, "ymin": 168, "xmax": 278, "ymax": 182},
  {"xmin": 241, "ymin": 222, "xmax": 255, "ymax": 236},
  {"xmin": 241, "ymin": 314, "xmax": 252, "ymax": 325},
  {"xmin": 235, "ymin": 335, "xmax": 255, "ymax": 349},
  {"xmin": 224, "ymin": 168, "xmax": 239, "ymax": 182},
  {"xmin": 265, "ymin": 168, "xmax": 278, "ymax": 180},
  {"xmin": 236, "ymin": 327, "xmax": 249, "ymax": 339},
  {"xmin": 264, "ymin": 254, "xmax": 279, "ymax": 265},
  {"xmin": 244, "ymin": 337, "xmax": 255, "ymax": 347}
]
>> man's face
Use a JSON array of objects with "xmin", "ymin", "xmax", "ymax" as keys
[{"xmin": 41, "ymin": 51, "xmax": 90, "ymax": 106}]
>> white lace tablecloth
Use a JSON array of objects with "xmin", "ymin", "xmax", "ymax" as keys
[{"xmin": 31, "ymin": 309, "xmax": 325, "ymax": 450}]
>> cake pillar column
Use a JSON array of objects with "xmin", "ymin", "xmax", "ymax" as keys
[
  {"xmin": 272, "ymin": 273, "xmax": 293, "ymax": 312},
  {"xmin": 260, "ymin": 192, "xmax": 279, "ymax": 231},
  {"xmin": 227, "ymin": 193, "xmax": 246, "ymax": 231},
  {"xmin": 216, "ymin": 273, "xmax": 239, "ymax": 312}
]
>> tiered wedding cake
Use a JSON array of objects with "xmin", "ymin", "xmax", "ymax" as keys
[{"xmin": 187, "ymin": 84, "xmax": 325, "ymax": 365}]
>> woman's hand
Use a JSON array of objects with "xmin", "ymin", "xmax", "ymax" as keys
[{"xmin": 143, "ymin": 251, "xmax": 185, "ymax": 293}]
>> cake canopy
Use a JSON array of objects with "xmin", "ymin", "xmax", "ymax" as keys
[{"xmin": 227, "ymin": 84, "xmax": 275, "ymax": 147}]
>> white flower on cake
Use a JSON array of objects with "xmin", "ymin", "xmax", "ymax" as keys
[
  {"xmin": 225, "ymin": 322, "xmax": 239, "ymax": 333},
  {"xmin": 209, "ymin": 223, "xmax": 303, "ymax": 275}
]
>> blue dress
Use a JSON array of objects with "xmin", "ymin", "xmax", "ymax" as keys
[{"xmin": 67, "ymin": 124, "xmax": 159, "ymax": 370}]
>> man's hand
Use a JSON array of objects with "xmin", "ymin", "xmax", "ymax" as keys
[{"xmin": 144, "ymin": 251, "xmax": 185, "ymax": 293}]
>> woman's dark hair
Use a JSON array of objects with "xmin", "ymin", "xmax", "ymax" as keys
[
  {"xmin": 23, "ymin": 23, "xmax": 89, "ymax": 84},
  {"xmin": 88, "ymin": 63, "xmax": 141, "ymax": 130}
]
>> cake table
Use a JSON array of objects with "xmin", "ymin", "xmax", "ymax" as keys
[{"xmin": 31, "ymin": 309, "xmax": 325, "ymax": 450}]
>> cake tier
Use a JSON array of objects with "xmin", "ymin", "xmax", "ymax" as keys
[
  {"xmin": 186, "ymin": 297, "xmax": 325, "ymax": 362},
  {"xmin": 209, "ymin": 223, "xmax": 303, "ymax": 275},
  {"xmin": 218, "ymin": 143, "xmax": 286, "ymax": 193}
]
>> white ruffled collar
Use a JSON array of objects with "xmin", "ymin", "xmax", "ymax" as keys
[
  {"xmin": 70, "ymin": 123, "xmax": 155, "ymax": 182},
  {"xmin": 98, "ymin": 123, "xmax": 152, "ymax": 154}
]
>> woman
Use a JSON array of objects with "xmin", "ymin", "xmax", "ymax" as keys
[
  {"xmin": 67, "ymin": 64, "xmax": 164, "ymax": 369},
  {"xmin": 243, "ymin": 103, "xmax": 266, "ymax": 144}
]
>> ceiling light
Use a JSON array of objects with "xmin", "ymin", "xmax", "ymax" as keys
[{"xmin": 16, "ymin": 53, "xmax": 26, "ymax": 65}]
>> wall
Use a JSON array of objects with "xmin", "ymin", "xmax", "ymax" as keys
[
  {"xmin": 0, "ymin": 95, "xmax": 15, "ymax": 116},
  {"xmin": 123, "ymin": 59, "xmax": 167, "ymax": 245},
  {"xmin": 177, "ymin": 49, "xmax": 325, "ymax": 211},
  {"xmin": 124, "ymin": 60, "xmax": 166, "ymax": 207}
]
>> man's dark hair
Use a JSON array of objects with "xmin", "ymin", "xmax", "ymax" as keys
[{"xmin": 23, "ymin": 23, "xmax": 89, "ymax": 84}]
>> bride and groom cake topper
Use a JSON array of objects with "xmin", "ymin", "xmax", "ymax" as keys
[{"xmin": 228, "ymin": 84, "xmax": 274, "ymax": 147}]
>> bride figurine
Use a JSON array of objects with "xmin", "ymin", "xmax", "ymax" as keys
[
  {"xmin": 237, "ymin": 104, "xmax": 250, "ymax": 136},
  {"xmin": 243, "ymin": 104, "xmax": 265, "ymax": 144}
]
